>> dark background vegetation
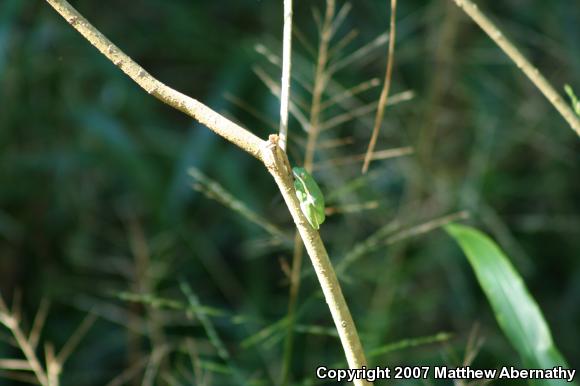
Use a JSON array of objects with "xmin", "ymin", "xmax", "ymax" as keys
[{"xmin": 0, "ymin": 0, "xmax": 578, "ymax": 384}]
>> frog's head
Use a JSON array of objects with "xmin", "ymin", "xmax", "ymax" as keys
[{"xmin": 292, "ymin": 167, "xmax": 306, "ymax": 179}]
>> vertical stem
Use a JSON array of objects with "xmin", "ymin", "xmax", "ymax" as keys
[
  {"xmin": 262, "ymin": 138, "xmax": 371, "ymax": 386},
  {"xmin": 0, "ymin": 297, "xmax": 48, "ymax": 386},
  {"xmin": 304, "ymin": 0, "xmax": 335, "ymax": 170},
  {"xmin": 280, "ymin": 231, "xmax": 304, "ymax": 386},
  {"xmin": 45, "ymin": 344, "xmax": 60, "ymax": 386},
  {"xmin": 279, "ymin": 0, "xmax": 293, "ymax": 152},
  {"xmin": 282, "ymin": 1, "xmax": 335, "ymax": 383}
]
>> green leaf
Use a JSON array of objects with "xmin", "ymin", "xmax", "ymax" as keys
[{"xmin": 446, "ymin": 223, "xmax": 576, "ymax": 386}]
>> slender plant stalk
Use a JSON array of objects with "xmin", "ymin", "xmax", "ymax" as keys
[
  {"xmin": 28, "ymin": 299, "xmax": 50, "ymax": 350},
  {"xmin": 362, "ymin": 0, "xmax": 398, "ymax": 174},
  {"xmin": 126, "ymin": 217, "xmax": 167, "ymax": 378},
  {"xmin": 0, "ymin": 297, "xmax": 48, "ymax": 386},
  {"xmin": 304, "ymin": 0, "xmax": 335, "ymax": 170},
  {"xmin": 180, "ymin": 282, "xmax": 246, "ymax": 385},
  {"xmin": 0, "ymin": 359, "xmax": 33, "ymax": 371},
  {"xmin": 55, "ymin": 313, "xmax": 96, "ymax": 366},
  {"xmin": 45, "ymin": 344, "xmax": 59, "ymax": 386},
  {"xmin": 9, "ymin": 324, "xmax": 48, "ymax": 385},
  {"xmin": 262, "ymin": 136, "xmax": 370, "ymax": 386},
  {"xmin": 44, "ymin": 1, "xmax": 371, "ymax": 382},
  {"xmin": 282, "ymin": 1, "xmax": 335, "ymax": 384},
  {"xmin": 279, "ymin": 0, "xmax": 293, "ymax": 152},
  {"xmin": 314, "ymin": 146, "xmax": 413, "ymax": 170},
  {"xmin": 338, "ymin": 211, "xmax": 469, "ymax": 274},
  {"xmin": 0, "ymin": 296, "xmax": 95, "ymax": 386},
  {"xmin": 280, "ymin": 231, "xmax": 304, "ymax": 386},
  {"xmin": 450, "ymin": 0, "xmax": 580, "ymax": 136}
]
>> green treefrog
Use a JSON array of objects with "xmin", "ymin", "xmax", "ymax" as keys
[
  {"xmin": 564, "ymin": 84, "xmax": 580, "ymax": 117},
  {"xmin": 292, "ymin": 167, "xmax": 326, "ymax": 229}
]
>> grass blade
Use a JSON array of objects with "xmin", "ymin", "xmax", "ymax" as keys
[{"xmin": 446, "ymin": 223, "xmax": 576, "ymax": 386}]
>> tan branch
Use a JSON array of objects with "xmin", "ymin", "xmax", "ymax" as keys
[
  {"xmin": 0, "ymin": 297, "xmax": 48, "ymax": 386},
  {"xmin": 283, "ymin": 1, "xmax": 339, "ymax": 383},
  {"xmin": 451, "ymin": 0, "xmax": 580, "ymax": 136},
  {"xmin": 261, "ymin": 136, "xmax": 370, "ymax": 385},
  {"xmin": 282, "ymin": 2, "xmax": 337, "ymax": 383},
  {"xmin": 304, "ymin": 0, "xmax": 335, "ymax": 170}
]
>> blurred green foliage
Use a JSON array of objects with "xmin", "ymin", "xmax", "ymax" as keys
[
  {"xmin": 0, "ymin": 0, "xmax": 579, "ymax": 385},
  {"xmin": 447, "ymin": 223, "xmax": 575, "ymax": 386}
]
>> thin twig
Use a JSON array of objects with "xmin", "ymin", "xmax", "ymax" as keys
[
  {"xmin": 126, "ymin": 214, "xmax": 168, "ymax": 379},
  {"xmin": 312, "ymin": 146, "xmax": 413, "ymax": 170},
  {"xmin": 304, "ymin": 0, "xmax": 335, "ymax": 170},
  {"xmin": 368, "ymin": 332, "xmax": 452, "ymax": 358},
  {"xmin": 56, "ymin": 313, "xmax": 96, "ymax": 365},
  {"xmin": 280, "ymin": 231, "xmax": 304, "ymax": 386},
  {"xmin": 253, "ymin": 66, "xmax": 311, "ymax": 132},
  {"xmin": 262, "ymin": 136, "xmax": 371, "ymax": 386},
  {"xmin": 384, "ymin": 210, "xmax": 469, "ymax": 244},
  {"xmin": 0, "ymin": 369, "xmax": 39, "ymax": 385},
  {"xmin": 327, "ymin": 29, "xmax": 359, "ymax": 60},
  {"xmin": 45, "ymin": 344, "xmax": 59, "ymax": 386},
  {"xmin": 319, "ymin": 90, "xmax": 414, "ymax": 132},
  {"xmin": 28, "ymin": 299, "xmax": 50, "ymax": 351},
  {"xmin": 293, "ymin": 27, "xmax": 317, "ymax": 58},
  {"xmin": 255, "ymin": 43, "xmax": 313, "ymax": 94},
  {"xmin": 279, "ymin": 0, "xmax": 293, "ymax": 151},
  {"xmin": 105, "ymin": 354, "xmax": 150, "ymax": 386},
  {"xmin": 320, "ymin": 78, "xmax": 380, "ymax": 111},
  {"xmin": 143, "ymin": 345, "xmax": 170, "ymax": 386},
  {"xmin": 0, "ymin": 297, "xmax": 48, "ymax": 386},
  {"xmin": 0, "ymin": 359, "xmax": 33, "ymax": 371},
  {"xmin": 329, "ymin": 3, "xmax": 352, "ymax": 39},
  {"xmin": 283, "ymin": 1, "xmax": 336, "ymax": 384},
  {"xmin": 327, "ymin": 32, "xmax": 388, "ymax": 75},
  {"xmin": 338, "ymin": 211, "xmax": 469, "ymax": 274},
  {"xmin": 180, "ymin": 282, "xmax": 246, "ymax": 386},
  {"xmin": 362, "ymin": 0, "xmax": 398, "ymax": 173},
  {"xmin": 451, "ymin": 0, "xmax": 580, "ymax": 136}
]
